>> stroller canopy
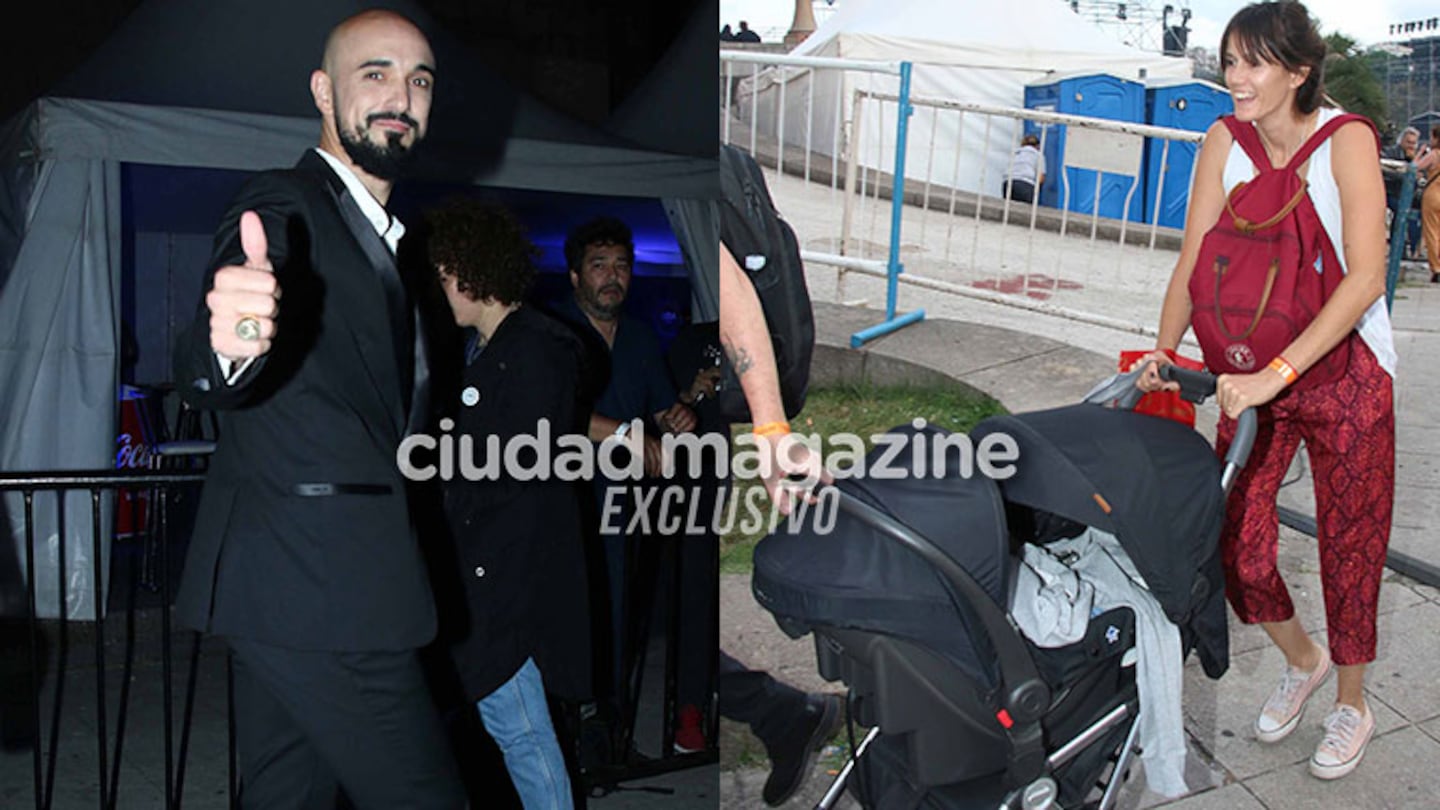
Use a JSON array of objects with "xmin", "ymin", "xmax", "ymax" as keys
[
  {"xmin": 753, "ymin": 405, "xmax": 1231, "ymax": 689},
  {"xmin": 753, "ymin": 425, "xmax": 1010, "ymax": 684},
  {"xmin": 971, "ymin": 405, "xmax": 1224, "ymax": 624}
]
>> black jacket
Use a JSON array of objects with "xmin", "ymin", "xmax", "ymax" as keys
[
  {"xmin": 173, "ymin": 151, "xmax": 435, "ymax": 651},
  {"xmin": 440, "ymin": 307, "xmax": 592, "ymax": 701}
]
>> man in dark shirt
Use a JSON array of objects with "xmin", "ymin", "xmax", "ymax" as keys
[
  {"xmin": 734, "ymin": 20, "xmax": 762, "ymax": 43},
  {"xmin": 1383, "ymin": 127, "xmax": 1423, "ymax": 258},
  {"xmin": 553, "ymin": 216, "xmax": 696, "ymax": 706}
]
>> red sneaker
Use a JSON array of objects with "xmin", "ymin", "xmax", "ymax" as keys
[{"xmin": 673, "ymin": 704, "xmax": 706, "ymax": 753}]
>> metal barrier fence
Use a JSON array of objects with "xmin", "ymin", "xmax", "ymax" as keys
[
  {"xmin": 0, "ymin": 462, "xmax": 715, "ymax": 806},
  {"xmin": 837, "ymin": 92, "xmax": 1221, "ymax": 340},
  {"xmin": 0, "ymin": 469, "xmax": 232, "ymax": 810},
  {"xmin": 1385, "ymin": 158, "xmax": 1424, "ymax": 306},
  {"xmin": 723, "ymin": 58, "xmax": 1430, "ymax": 342},
  {"xmin": 722, "ymin": 57, "xmax": 1214, "ymax": 340},
  {"xmin": 722, "ymin": 50, "xmax": 924, "ymax": 346}
]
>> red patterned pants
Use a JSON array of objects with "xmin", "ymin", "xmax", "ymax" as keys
[{"xmin": 1214, "ymin": 338, "xmax": 1395, "ymax": 666}]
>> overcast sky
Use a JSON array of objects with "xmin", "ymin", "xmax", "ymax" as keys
[{"xmin": 720, "ymin": 0, "xmax": 1438, "ymax": 51}]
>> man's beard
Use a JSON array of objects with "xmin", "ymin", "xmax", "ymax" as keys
[
  {"xmin": 579, "ymin": 283, "xmax": 626, "ymax": 320},
  {"xmin": 336, "ymin": 110, "xmax": 420, "ymax": 181}
]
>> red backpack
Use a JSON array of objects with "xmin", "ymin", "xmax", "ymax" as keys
[{"xmin": 1188, "ymin": 112, "xmax": 1377, "ymax": 390}]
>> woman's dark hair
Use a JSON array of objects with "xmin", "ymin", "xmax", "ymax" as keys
[
  {"xmin": 1021, "ymin": 133, "xmax": 1040, "ymax": 147},
  {"xmin": 1432, "ymin": 125, "xmax": 1440, "ymax": 143},
  {"xmin": 1221, "ymin": 1, "xmax": 1327, "ymax": 114},
  {"xmin": 425, "ymin": 198, "xmax": 537, "ymax": 306}
]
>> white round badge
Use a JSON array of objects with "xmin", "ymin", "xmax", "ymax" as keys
[{"xmin": 461, "ymin": 386, "xmax": 480, "ymax": 406}]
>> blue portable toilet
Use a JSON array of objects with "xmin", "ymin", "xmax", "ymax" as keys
[
  {"xmin": 1023, "ymin": 72, "xmax": 1146, "ymax": 223},
  {"xmin": 1144, "ymin": 78, "xmax": 1233, "ymax": 229}
]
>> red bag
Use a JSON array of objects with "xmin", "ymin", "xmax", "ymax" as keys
[
  {"xmin": 1188, "ymin": 113, "xmax": 1377, "ymax": 391},
  {"xmin": 1119, "ymin": 349, "xmax": 1204, "ymax": 427}
]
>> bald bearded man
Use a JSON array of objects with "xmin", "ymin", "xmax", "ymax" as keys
[{"xmin": 172, "ymin": 10, "xmax": 465, "ymax": 807}]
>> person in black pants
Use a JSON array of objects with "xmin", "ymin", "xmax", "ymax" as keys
[
  {"xmin": 717, "ymin": 242, "xmax": 841, "ymax": 805},
  {"xmin": 1382, "ymin": 127, "xmax": 1423, "ymax": 258},
  {"xmin": 721, "ymin": 651, "xmax": 842, "ymax": 806},
  {"xmin": 1004, "ymin": 134, "xmax": 1046, "ymax": 205},
  {"xmin": 172, "ymin": 10, "xmax": 464, "ymax": 807}
]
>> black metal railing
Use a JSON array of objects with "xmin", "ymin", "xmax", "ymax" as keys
[
  {"xmin": 1, "ymin": 463, "xmax": 721, "ymax": 807},
  {"xmin": 0, "ymin": 469, "xmax": 231, "ymax": 810}
]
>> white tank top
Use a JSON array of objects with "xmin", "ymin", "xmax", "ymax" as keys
[{"xmin": 1221, "ymin": 107, "xmax": 1396, "ymax": 377}]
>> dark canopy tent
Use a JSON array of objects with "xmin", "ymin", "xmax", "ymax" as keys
[
  {"xmin": 601, "ymin": 0, "xmax": 729, "ymax": 321},
  {"xmin": 0, "ymin": 0, "xmax": 717, "ymax": 618}
]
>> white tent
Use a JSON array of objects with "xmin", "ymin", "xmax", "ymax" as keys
[
  {"xmin": 0, "ymin": 0, "xmax": 716, "ymax": 619},
  {"xmin": 736, "ymin": 0, "xmax": 1191, "ymax": 196}
]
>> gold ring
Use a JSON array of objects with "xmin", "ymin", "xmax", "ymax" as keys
[{"xmin": 235, "ymin": 317, "xmax": 261, "ymax": 342}]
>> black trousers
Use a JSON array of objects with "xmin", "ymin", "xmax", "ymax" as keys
[
  {"xmin": 228, "ymin": 637, "xmax": 465, "ymax": 810},
  {"xmin": 718, "ymin": 650, "xmax": 809, "ymax": 751},
  {"xmin": 1005, "ymin": 179, "xmax": 1036, "ymax": 204}
]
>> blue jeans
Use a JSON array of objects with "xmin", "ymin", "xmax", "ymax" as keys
[{"xmin": 477, "ymin": 658, "xmax": 573, "ymax": 810}]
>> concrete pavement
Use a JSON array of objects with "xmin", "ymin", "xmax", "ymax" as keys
[{"xmin": 721, "ymin": 277, "xmax": 1440, "ymax": 809}]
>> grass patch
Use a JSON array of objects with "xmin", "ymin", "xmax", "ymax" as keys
[{"xmin": 718, "ymin": 382, "xmax": 1006, "ymax": 574}]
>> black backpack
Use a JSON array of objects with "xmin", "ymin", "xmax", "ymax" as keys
[{"xmin": 716, "ymin": 145, "xmax": 815, "ymax": 421}]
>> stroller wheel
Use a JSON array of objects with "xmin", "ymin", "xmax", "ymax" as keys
[{"xmin": 1020, "ymin": 776, "xmax": 1059, "ymax": 810}]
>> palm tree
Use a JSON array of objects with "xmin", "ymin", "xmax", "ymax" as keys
[{"xmin": 1324, "ymin": 32, "xmax": 1389, "ymax": 130}]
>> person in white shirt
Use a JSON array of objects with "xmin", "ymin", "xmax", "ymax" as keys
[
  {"xmin": 1005, "ymin": 134, "xmax": 1047, "ymax": 204},
  {"xmin": 1135, "ymin": 0, "xmax": 1391, "ymax": 782}
]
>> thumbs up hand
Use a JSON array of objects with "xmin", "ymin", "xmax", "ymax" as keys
[{"xmin": 207, "ymin": 211, "xmax": 283, "ymax": 360}]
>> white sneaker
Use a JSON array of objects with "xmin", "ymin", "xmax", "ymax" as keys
[
  {"xmin": 1254, "ymin": 646, "xmax": 1332, "ymax": 743},
  {"xmin": 1309, "ymin": 703, "xmax": 1376, "ymax": 780}
]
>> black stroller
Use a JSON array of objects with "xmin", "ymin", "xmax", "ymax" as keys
[{"xmin": 752, "ymin": 368, "xmax": 1256, "ymax": 809}]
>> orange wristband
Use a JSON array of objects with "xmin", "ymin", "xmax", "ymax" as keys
[
  {"xmin": 752, "ymin": 421, "xmax": 791, "ymax": 437},
  {"xmin": 1268, "ymin": 355, "xmax": 1299, "ymax": 385}
]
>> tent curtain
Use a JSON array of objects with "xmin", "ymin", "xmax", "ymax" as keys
[
  {"xmin": 662, "ymin": 197, "xmax": 720, "ymax": 321},
  {"xmin": 1, "ymin": 157, "xmax": 121, "ymax": 620},
  {"xmin": 0, "ymin": 105, "xmax": 40, "ymax": 292}
]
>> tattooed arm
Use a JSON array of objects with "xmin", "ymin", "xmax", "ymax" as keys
[
  {"xmin": 719, "ymin": 242, "xmax": 825, "ymax": 513},
  {"xmin": 719, "ymin": 244, "xmax": 784, "ymax": 427}
]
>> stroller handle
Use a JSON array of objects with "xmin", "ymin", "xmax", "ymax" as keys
[
  {"xmin": 1083, "ymin": 364, "xmax": 1257, "ymax": 490},
  {"xmin": 1158, "ymin": 365, "xmax": 1258, "ymax": 488}
]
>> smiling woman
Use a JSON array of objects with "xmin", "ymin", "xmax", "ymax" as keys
[
  {"xmin": 1137, "ymin": 0, "xmax": 1394, "ymax": 784},
  {"xmin": 1220, "ymin": 0, "xmax": 1328, "ymax": 138}
]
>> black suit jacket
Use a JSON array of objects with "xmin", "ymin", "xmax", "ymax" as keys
[
  {"xmin": 439, "ymin": 307, "xmax": 592, "ymax": 701},
  {"xmin": 173, "ymin": 151, "xmax": 435, "ymax": 652}
]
